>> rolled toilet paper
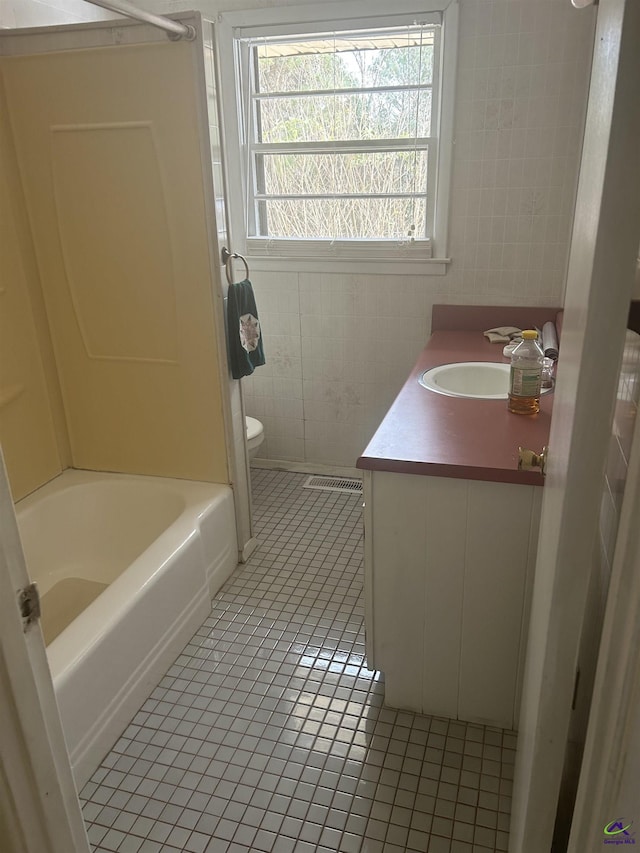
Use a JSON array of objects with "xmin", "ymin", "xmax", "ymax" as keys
[{"xmin": 542, "ymin": 322, "xmax": 559, "ymax": 361}]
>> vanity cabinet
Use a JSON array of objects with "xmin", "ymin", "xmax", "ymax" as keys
[
  {"xmin": 363, "ymin": 470, "xmax": 542, "ymax": 731},
  {"xmin": 357, "ymin": 312, "xmax": 557, "ymax": 731}
]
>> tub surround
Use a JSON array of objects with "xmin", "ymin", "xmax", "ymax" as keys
[
  {"xmin": 0, "ymin": 30, "xmax": 233, "ymax": 499},
  {"xmin": 357, "ymin": 305, "xmax": 559, "ymax": 485},
  {"xmin": 15, "ymin": 469, "xmax": 237, "ymax": 788},
  {"xmin": 359, "ymin": 306, "xmax": 558, "ymax": 729},
  {"xmin": 0, "ymin": 83, "xmax": 63, "ymax": 500}
]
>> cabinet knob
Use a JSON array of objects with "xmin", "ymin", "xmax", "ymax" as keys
[{"xmin": 518, "ymin": 446, "xmax": 548, "ymax": 475}]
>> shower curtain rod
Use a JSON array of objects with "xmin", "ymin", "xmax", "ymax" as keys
[{"xmin": 84, "ymin": 0, "xmax": 196, "ymax": 40}]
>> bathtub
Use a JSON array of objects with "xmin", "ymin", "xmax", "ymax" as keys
[{"xmin": 15, "ymin": 469, "xmax": 237, "ymax": 788}]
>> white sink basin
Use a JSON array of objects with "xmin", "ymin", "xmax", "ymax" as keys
[{"xmin": 418, "ymin": 361, "xmax": 512, "ymax": 399}]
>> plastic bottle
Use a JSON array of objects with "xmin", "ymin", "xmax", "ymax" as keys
[{"xmin": 508, "ymin": 330, "xmax": 544, "ymax": 415}]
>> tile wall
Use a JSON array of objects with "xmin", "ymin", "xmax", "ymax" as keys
[
  {"xmin": 241, "ymin": 0, "xmax": 596, "ymax": 468},
  {"xmin": 241, "ymin": 273, "xmax": 438, "ymax": 467},
  {"xmin": 448, "ymin": 0, "xmax": 594, "ymax": 302}
]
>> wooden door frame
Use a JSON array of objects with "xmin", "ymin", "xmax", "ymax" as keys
[
  {"xmin": 568, "ymin": 356, "xmax": 640, "ymax": 846},
  {"xmin": 509, "ymin": 0, "xmax": 640, "ymax": 850},
  {"xmin": 0, "ymin": 450, "xmax": 90, "ymax": 853}
]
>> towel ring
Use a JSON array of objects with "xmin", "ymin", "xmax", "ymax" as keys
[{"xmin": 222, "ymin": 248, "xmax": 250, "ymax": 285}]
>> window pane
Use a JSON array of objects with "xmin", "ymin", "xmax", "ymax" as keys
[
  {"xmin": 258, "ymin": 90, "xmax": 432, "ymax": 143},
  {"xmin": 258, "ymin": 197, "xmax": 427, "ymax": 240},
  {"xmin": 259, "ymin": 150, "xmax": 428, "ymax": 197},
  {"xmin": 257, "ymin": 47, "xmax": 357, "ymax": 93},
  {"xmin": 257, "ymin": 38, "xmax": 434, "ymax": 93},
  {"xmin": 243, "ymin": 22, "xmax": 444, "ymax": 245}
]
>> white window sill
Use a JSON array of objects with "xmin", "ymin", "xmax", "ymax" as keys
[{"xmin": 245, "ymin": 255, "xmax": 451, "ymax": 275}]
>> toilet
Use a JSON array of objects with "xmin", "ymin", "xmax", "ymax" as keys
[{"xmin": 245, "ymin": 416, "xmax": 264, "ymax": 459}]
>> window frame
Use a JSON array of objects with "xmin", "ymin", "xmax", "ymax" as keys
[{"xmin": 216, "ymin": 0, "xmax": 458, "ymax": 273}]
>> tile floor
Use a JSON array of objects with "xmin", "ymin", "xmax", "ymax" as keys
[{"xmin": 81, "ymin": 469, "xmax": 516, "ymax": 853}]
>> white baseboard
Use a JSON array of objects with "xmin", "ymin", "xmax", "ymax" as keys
[{"xmin": 250, "ymin": 458, "xmax": 362, "ymax": 479}]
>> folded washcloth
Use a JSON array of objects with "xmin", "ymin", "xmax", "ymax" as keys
[
  {"xmin": 484, "ymin": 326, "xmax": 522, "ymax": 344},
  {"xmin": 226, "ymin": 279, "xmax": 266, "ymax": 379},
  {"xmin": 542, "ymin": 321, "xmax": 559, "ymax": 361}
]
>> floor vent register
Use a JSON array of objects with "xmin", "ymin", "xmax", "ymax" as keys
[{"xmin": 302, "ymin": 475, "xmax": 363, "ymax": 494}]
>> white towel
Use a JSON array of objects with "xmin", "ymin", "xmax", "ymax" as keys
[{"xmin": 483, "ymin": 326, "xmax": 522, "ymax": 344}]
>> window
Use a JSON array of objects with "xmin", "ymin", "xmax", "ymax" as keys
[{"xmin": 226, "ymin": 2, "xmax": 457, "ymax": 264}]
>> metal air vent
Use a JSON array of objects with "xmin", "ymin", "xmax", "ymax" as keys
[{"xmin": 303, "ymin": 476, "xmax": 362, "ymax": 494}]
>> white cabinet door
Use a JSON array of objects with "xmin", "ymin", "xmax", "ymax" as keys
[
  {"xmin": 367, "ymin": 471, "xmax": 466, "ymax": 718},
  {"xmin": 365, "ymin": 471, "xmax": 540, "ymax": 729},
  {"xmin": 458, "ymin": 482, "xmax": 542, "ymax": 729}
]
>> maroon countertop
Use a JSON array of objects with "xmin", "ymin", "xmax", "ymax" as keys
[{"xmin": 356, "ymin": 331, "xmax": 553, "ymax": 486}]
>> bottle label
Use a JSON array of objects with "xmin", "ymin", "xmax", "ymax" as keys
[{"xmin": 510, "ymin": 366, "xmax": 542, "ymax": 397}]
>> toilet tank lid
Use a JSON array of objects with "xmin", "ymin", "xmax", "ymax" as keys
[{"xmin": 246, "ymin": 417, "xmax": 263, "ymax": 440}]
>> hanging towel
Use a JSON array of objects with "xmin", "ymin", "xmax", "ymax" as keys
[{"xmin": 226, "ymin": 279, "xmax": 266, "ymax": 379}]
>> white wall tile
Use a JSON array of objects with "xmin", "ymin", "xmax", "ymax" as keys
[{"xmin": 261, "ymin": 435, "xmax": 304, "ymax": 462}]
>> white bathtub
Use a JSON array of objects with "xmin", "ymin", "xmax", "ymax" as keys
[{"xmin": 15, "ymin": 469, "xmax": 237, "ymax": 788}]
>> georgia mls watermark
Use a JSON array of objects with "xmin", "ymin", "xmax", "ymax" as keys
[{"xmin": 603, "ymin": 820, "xmax": 636, "ymax": 845}]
